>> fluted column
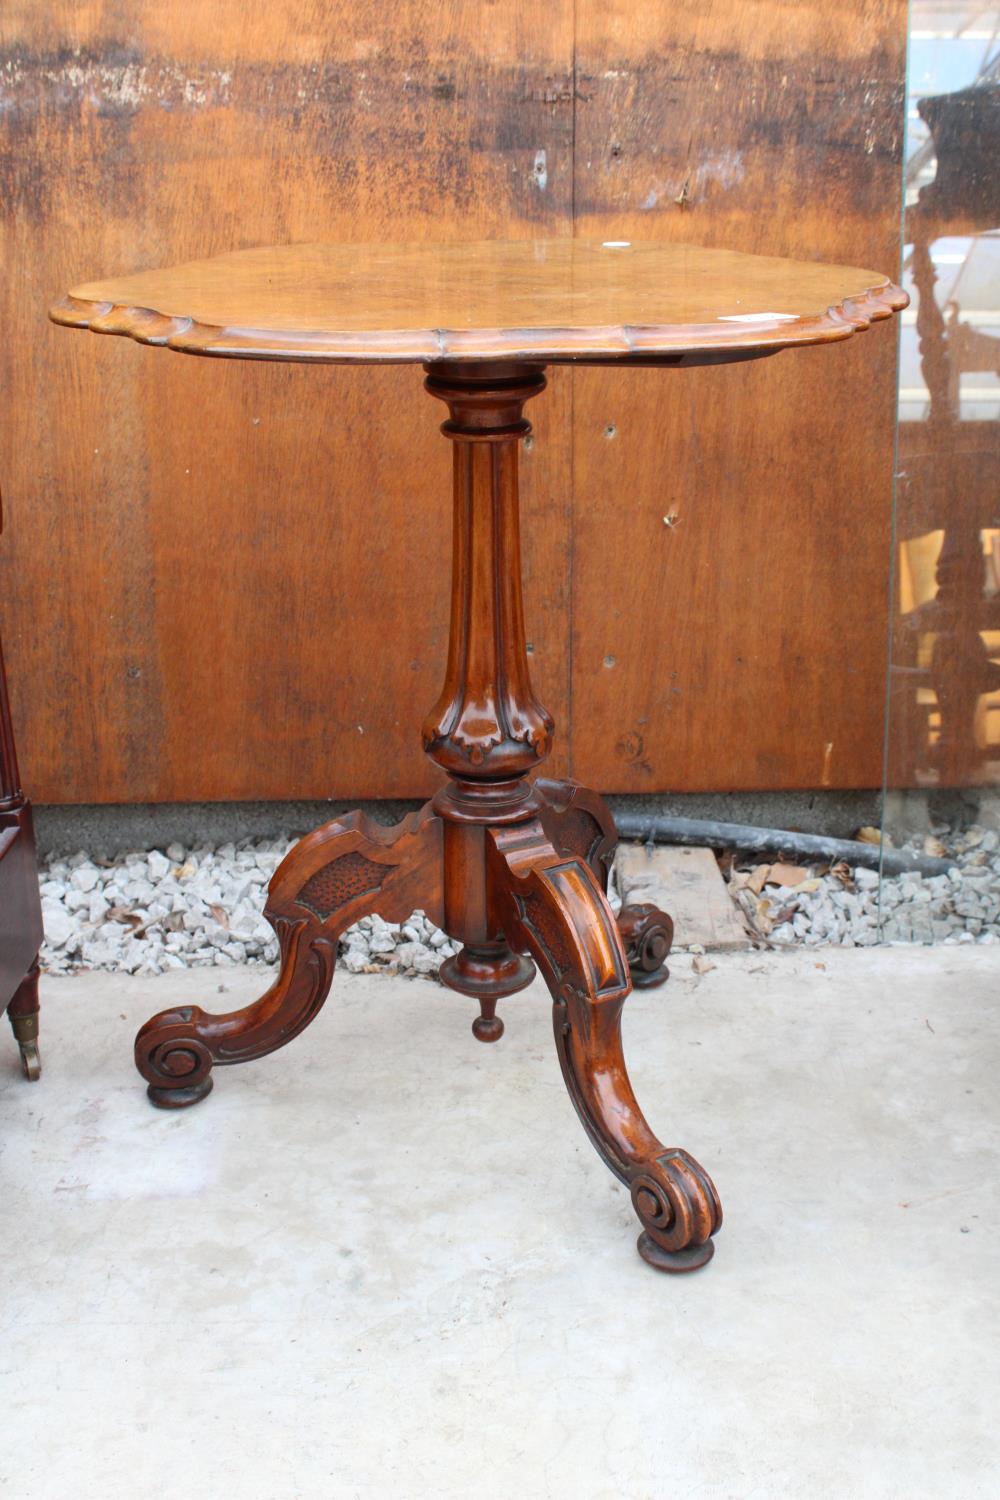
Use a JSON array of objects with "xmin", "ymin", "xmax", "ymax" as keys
[{"xmin": 421, "ymin": 363, "xmax": 553, "ymax": 789}]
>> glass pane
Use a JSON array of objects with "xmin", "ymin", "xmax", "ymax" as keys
[{"xmin": 883, "ymin": 1, "xmax": 1000, "ymax": 939}]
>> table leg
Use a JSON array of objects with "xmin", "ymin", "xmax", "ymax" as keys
[
  {"xmin": 134, "ymin": 806, "xmax": 443, "ymax": 1107},
  {"xmin": 536, "ymin": 776, "xmax": 674, "ymax": 987},
  {"xmin": 489, "ymin": 818, "xmax": 721, "ymax": 1271},
  {"xmin": 2, "ymin": 629, "xmax": 44, "ymax": 1083},
  {"xmin": 7, "ymin": 960, "xmax": 40, "ymax": 1081}
]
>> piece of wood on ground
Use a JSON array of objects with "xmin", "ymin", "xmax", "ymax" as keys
[{"xmin": 615, "ymin": 843, "xmax": 748, "ymax": 951}]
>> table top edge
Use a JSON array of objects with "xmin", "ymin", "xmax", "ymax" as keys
[{"xmin": 49, "ymin": 281, "xmax": 908, "ymax": 365}]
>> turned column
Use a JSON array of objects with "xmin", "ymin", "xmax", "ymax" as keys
[{"xmin": 422, "ymin": 362, "xmax": 554, "ymax": 1035}]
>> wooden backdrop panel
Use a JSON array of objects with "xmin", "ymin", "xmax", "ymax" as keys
[
  {"xmin": 568, "ymin": 0, "xmax": 906, "ymax": 791},
  {"xmin": 0, "ymin": 1, "xmax": 575, "ymax": 802},
  {"xmin": 0, "ymin": 1, "xmax": 907, "ymax": 803}
]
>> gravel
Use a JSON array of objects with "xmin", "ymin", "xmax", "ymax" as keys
[
  {"xmin": 725, "ymin": 826, "xmax": 1000, "ymax": 950},
  {"xmin": 33, "ymin": 825, "xmax": 1000, "ymax": 978},
  {"xmin": 37, "ymin": 838, "xmax": 461, "ymax": 980}
]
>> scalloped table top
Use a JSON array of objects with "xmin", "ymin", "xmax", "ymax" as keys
[{"xmin": 50, "ymin": 238, "xmax": 906, "ymax": 365}]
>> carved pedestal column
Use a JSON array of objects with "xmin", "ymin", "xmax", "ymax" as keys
[{"xmin": 421, "ymin": 363, "xmax": 554, "ymax": 1034}]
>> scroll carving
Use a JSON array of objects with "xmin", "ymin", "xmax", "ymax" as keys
[
  {"xmin": 488, "ymin": 820, "xmax": 720, "ymax": 1271},
  {"xmin": 134, "ymin": 807, "xmax": 442, "ymax": 1107}
]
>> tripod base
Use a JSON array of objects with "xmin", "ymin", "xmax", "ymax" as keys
[{"xmin": 132, "ymin": 778, "xmax": 720, "ymax": 1271}]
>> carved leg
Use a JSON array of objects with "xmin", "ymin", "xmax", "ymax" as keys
[
  {"xmin": 7, "ymin": 960, "xmax": 40, "ymax": 1081},
  {"xmin": 617, "ymin": 903, "xmax": 675, "ymax": 988},
  {"xmin": 489, "ymin": 819, "xmax": 721, "ymax": 1271},
  {"xmin": 135, "ymin": 805, "xmax": 443, "ymax": 1108},
  {"xmin": 536, "ymin": 777, "xmax": 674, "ymax": 988}
]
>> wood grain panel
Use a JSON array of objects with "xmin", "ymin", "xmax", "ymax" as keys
[
  {"xmin": 0, "ymin": 1, "xmax": 907, "ymax": 804},
  {"xmin": 568, "ymin": 0, "xmax": 906, "ymax": 791},
  {"xmin": 0, "ymin": 2, "xmax": 575, "ymax": 802}
]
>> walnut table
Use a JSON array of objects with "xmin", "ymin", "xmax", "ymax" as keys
[{"xmin": 52, "ymin": 240, "xmax": 905, "ymax": 1272}]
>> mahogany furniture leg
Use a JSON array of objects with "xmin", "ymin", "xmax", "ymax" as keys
[
  {"xmin": 488, "ymin": 818, "xmax": 721, "ymax": 1270},
  {"xmin": 7, "ymin": 961, "xmax": 41, "ymax": 1081},
  {"xmin": 0, "ymin": 619, "xmax": 43, "ymax": 1083},
  {"xmin": 537, "ymin": 776, "xmax": 675, "ymax": 988},
  {"xmin": 135, "ymin": 807, "xmax": 443, "ymax": 1106}
]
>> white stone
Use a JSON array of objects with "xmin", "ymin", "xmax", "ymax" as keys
[
  {"xmin": 38, "ymin": 822, "xmax": 1000, "ymax": 977},
  {"xmin": 394, "ymin": 941, "xmax": 438, "ymax": 974},
  {"xmin": 41, "ymin": 905, "xmax": 76, "ymax": 948},
  {"xmin": 89, "ymin": 892, "xmax": 111, "ymax": 924},
  {"xmin": 228, "ymin": 901, "xmax": 260, "ymax": 941},
  {"xmin": 80, "ymin": 938, "xmax": 119, "ymax": 966}
]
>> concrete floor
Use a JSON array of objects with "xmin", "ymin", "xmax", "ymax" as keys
[{"xmin": 2, "ymin": 947, "xmax": 998, "ymax": 1499}]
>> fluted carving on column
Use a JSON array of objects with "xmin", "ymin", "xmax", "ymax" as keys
[{"xmin": 421, "ymin": 364, "xmax": 554, "ymax": 782}]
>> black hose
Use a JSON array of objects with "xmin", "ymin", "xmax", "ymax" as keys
[{"xmin": 613, "ymin": 814, "xmax": 953, "ymax": 878}]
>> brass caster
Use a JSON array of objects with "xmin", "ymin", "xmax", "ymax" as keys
[{"xmin": 18, "ymin": 1040, "xmax": 41, "ymax": 1082}]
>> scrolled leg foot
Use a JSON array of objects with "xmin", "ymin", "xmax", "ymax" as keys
[
  {"xmin": 636, "ymin": 1234, "xmax": 715, "ymax": 1272},
  {"xmin": 148, "ymin": 1079, "xmax": 214, "ymax": 1110},
  {"xmin": 618, "ymin": 902, "xmax": 674, "ymax": 988},
  {"xmin": 134, "ymin": 806, "xmax": 443, "ymax": 1105},
  {"xmin": 138, "ymin": 1018, "xmax": 216, "ymax": 1108},
  {"xmin": 489, "ymin": 821, "xmax": 721, "ymax": 1270},
  {"xmin": 631, "ymin": 1149, "xmax": 722, "ymax": 1272}
]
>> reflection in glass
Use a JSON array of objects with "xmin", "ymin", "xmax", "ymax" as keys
[{"xmin": 889, "ymin": 9, "xmax": 1000, "ymax": 827}]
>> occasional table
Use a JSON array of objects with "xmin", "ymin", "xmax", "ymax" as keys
[{"xmin": 52, "ymin": 240, "xmax": 905, "ymax": 1271}]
